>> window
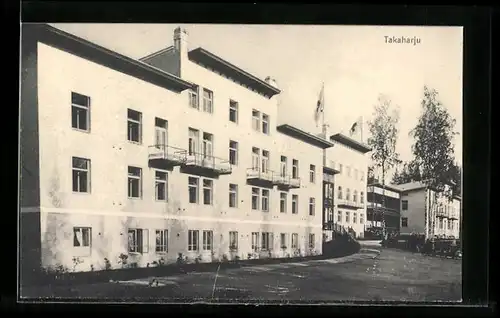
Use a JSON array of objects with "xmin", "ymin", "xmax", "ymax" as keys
[
  {"xmin": 251, "ymin": 232, "xmax": 259, "ymax": 251},
  {"xmin": 292, "ymin": 195, "xmax": 299, "ymax": 214},
  {"xmin": 401, "ymin": 217, "xmax": 408, "ymax": 228},
  {"xmin": 202, "ymin": 132, "xmax": 213, "ymax": 159},
  {"xmin": 251, "ymin": 147, "xmax": 260, "ymax": 171},
  {"xmin": 202, "ymin": 88, "xmax": 213, "ymax": 113},
  {"xmin": 439, "ymin": 218, "xmax": 444, "ymax": 229},
  {"xmin": 338, "ymin": 186, "xmax": 343, "ymax": 199},
  {"xmin": 189, "ymin": 85, "xmax": 199, "ymax": 109},
  {"xmin": 155, "ymin": 230, "xmax": 168, "ymax": 253},
  {"xmin": 188, "ymin": 230, "xmax": 199, "ymax": 251},
  {"xmin": 309, "ymin": 197, "xmax": 315, "ymax": 216},
  {"xmin": 292, "ymin": 159, "xmax": 299, "ymax": 179},
  {"xmin": 280, "ymin": 192, "xmax": 287, "ymax": 213},
  {"xmin": 308, "ymin": 234, "xmax": 315, "ymax": 249},
  {"xmin": 309, "ymin": 164, "xmax": 316, "ymax": 183},
  {"xmin": 353, "ymin": 190, "xmax": 358, "ymax": 203},
  {"xmin": 360, "ymin": 191, "xmax": 364, "ymax": 204},
  {"xmin": 338, "ymin": 211, "xmax": 342, "ymax": 222},
  {"xmin": 73, "ymin": 227, "xmax": 91, "ymax": 255},
  {"xmin": 229, "ymin": 140, "xmax": 238, "ymax": 165},
  {"xmin": 203, "ymin": 179, "xmax": 213, "ymax": 205},
  {"xmin": 291, "ymin": 233, "xmax": 298, "ymax": 249},
  {"xmin": 280, "ymin": 233, "xmax": 288, "ymax": 249},
  {"xmin": 229, "ymin": 100, "xmax": 238, "ymax": 123},
  {"xmin": 345, "ymin": 211, "xmax": 350, "ymax": 223},
  {"xmin": 261, "ymin": 189, "xmax": 270, "ymax": 212},
  {"xmin": 280, "ymin": 156, "xmax": 287, "ymax": 177},
  {"xmin": 72, "ymin": 157, "xmax": 90, "ymax": 193},
  {"xmin": 155, "ymin": 170, "xmax": 168, "ymax": 201},
  {"xmin": 262, "ymin": 113, "xmax": 269, "ymax": 134},
  {"xmin": 128, "ymin": 166, "xmax": 142, "ymax": 198},
  {"xmin": 154, "ymin": 118, "xmax": 168, "ymax": 148},
  {"xmin": 402, "ymin": 200, "xmax": 408, "ymax": 210},
  {"xmin": 188, "ymin": 177, "xmax": 199, "ymax": 203},
  {"xmin": 188, "ymin": 128, "xmax": 200, "ymax": 155},
  {"xmin": 252, "ymin": 109, "xmax": 260, "ymax": 131},
  {"xmin": 252, "ymin": 187, "xmax": 260, "ymax": 210},
  {"xmin": 71, "ymin": 92, "xmax": 90, "ymax": 131},
  {"xmin": 229, "ymin": 231, "xmax": 238, "ymax": 250},
  {"xmin": 261, "ymin": 150, "xmax": 269, "ymax": 173},
  {"xmin": 360, "ymin": 214, "xmax": 364, "ymax": 224},
  {"xmin": 203, "ymin": 230, "xmax": 213, "ymax": 251},
  {"xmin": 128, "ymin": 228, "xmax": 149, "ymax": 254},
  {"xmin": 127, "ymin": 109, "xmax": 142, "ymax": 143},
  {"xmin": 346, "ymin": 188, "xmax": 351, "ymax": 201},
  {"xmin": 261, "ymin": 232, "xmax": 272, "ymax": 250},
  {"xmin": 229, "ymin": 184, "xmax": 238, "ymax": 208},
  {"xmin": 353, "ymin": 212, "xmax": 357, "ymax": 224}
]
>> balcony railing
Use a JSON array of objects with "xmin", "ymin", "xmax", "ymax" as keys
[
  {"xmin": 148, "ymin": 145, "xmax": 187, "ymax": 167},
  {"xmin": 273, "ymin": 173, "xmax": 301, "ymax": 189},
  {"xmin": 337, "ymin": 199, "xmax": 365, "ymax": 209},
  {"xmin": 182, "ymin": 152, "xmax": 232, "ymax": 176}
]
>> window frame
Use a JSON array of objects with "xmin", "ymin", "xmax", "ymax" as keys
[
  {"xmin": 309, "ymin": 164, "xmax": 316, "ymax": 183},
  {"xmin": 229, "ymin": 100, "xmax": 238, "ymax": 123},
  {"xmin": 155, "ymin": 229, "xmax": 168, "ymax": 253},
  {"xmin": 128, "ymin": 228, "xmax": 149, "ymax": 254},
  {"xmin": 229, "ymin": 231, "xmax": 239, "ymax": 251},
  {"xmin": 154, "ymin": 170, "xmax": 168, "ymax": 201},
  {"xmin": 229, "ymin": 140, "xmax": 238, "ymax": 166},
  {"xmin": 202, "ymin": 88, "xmax": 214, "ymax": 114},
  {"xmin": 229, "ymin": 183, "xmax": 238, "ymax": 208},
  {"xmin": 73, "ymin": 226, "xmax": 92, "ymax": 256},
  {"xmin": 292, "ymin": 194, "xmax": 299, "ymax": 214},
  {"xmin": 202, "ymin": 230, "xmax": 214, "ymax": 251},
  {"xmin": 401, "ymin": 217, "xmax": 408, "ymax": 228},
  {"xmin": 127, "ymin": 166, "xmax": 142, "ymax": 199},
  {"xmin": 203, "ymin": 179, "xmax": 214, "ymax": 205},
  {"xmin": 127, "ymin": 108, "xmax": 143, "ymax": 144},
  {"xmin": 279, "ymin": 192, "xmax": 287, "ymax": 213},
  {"xmin": 71, "ymin": 92, "xmax": 91, "ymax": 132},
  {"xmin": 72, "ymin": 157, "xmax": 91, "ymax": 193},
  {"xmin": 291, "ymin": 233, "xmax": 298, "ymax": 249},
  {"xmin": 188, "ymin": 176, "xmax": 200, "ymax": 204},
  {"xmin": 251, "ymin": 187, "xmax": 260, "ymax": 210},
  {"xmin": 189, "ymin": 85, "xmax": 200, "ymax": 109},
  {"xmin": 188, "ymin": 230, "xmax": 199, "ymax": 251},
  {"xmin": 309, "ymin": 197, "xmax": 315, "ymax": 216}
]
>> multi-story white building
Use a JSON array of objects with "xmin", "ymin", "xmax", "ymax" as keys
[
  {"xmin": 323, "ymin": 133, "xmax": 371, "ymax": 239},
  {"xmin": 20, "ymin": 24, "xmax": 335, "ymax": 274},
  {"xmin": 394, "ymin": 181, "xmax": 461, "ymax": 239}
]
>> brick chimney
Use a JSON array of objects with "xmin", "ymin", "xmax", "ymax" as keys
[{"xmin": 173, "ymin": 27, "xmax": 188, "ymax": 77}]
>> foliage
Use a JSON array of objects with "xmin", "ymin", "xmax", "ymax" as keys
[
  {"xmin": 409, "ymin": 86, "xmax": 458, "ymax": 197},
  {"xmin": 367, "ymin": 165, "xmax": 377, "ymax": 184},
  {"xmin": 391, "ymin": 160, "xmax": 423, "ymax": 184},
  {"xmin": 72, "ymin": 256, "xmax": 83, "ymax": 272},
  {"xmin": 103, "ymin": 258, "xmax": 112, "ymax": 270},
  {"xmin": 117, "ymin": 253, "xmax": 128, "ymax": 268},
  {"xmin": 367, "ymin": 95, "xmax": 402, "ymax": 185}
]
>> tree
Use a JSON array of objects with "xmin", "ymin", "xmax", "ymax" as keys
[
  {"xmin": 367, "ymin": 165, "xmax": 377, "ymax": 184},
  {"xmin": 409, "ymin": 86, "xmax": 458, "ymax": 238},
  {"xmin": 367, "ymin": 95, "xmax": 401, "ymax": 238},
  {"xmin": 391, "ymin": 160, "xmax": 422, "ymax": 184}
]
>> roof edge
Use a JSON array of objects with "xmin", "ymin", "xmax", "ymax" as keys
[
  {"xmin": 329, "ymin": 133, "xmax": 372, "ymax": 153},
  {"xmin": 277, "ymin": 124, "xmax": 334, "ymax": 149}
]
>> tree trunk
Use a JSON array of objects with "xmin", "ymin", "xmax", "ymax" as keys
[{"xmin": 381, "ymin": 165, "xmax": 387, "ymax": 240}]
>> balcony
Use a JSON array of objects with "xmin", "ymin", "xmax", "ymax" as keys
[
  {"xmin": 273, "ymin": 173, "xmax": 301, "ymax": 190},
  {"xmin": 246, "ymin": 168, "xmax": 274, "ymax": 187},
  {"xmin": 180, "ymin": 152, "xmax": 232, "ymax": 177},
  {"xmin": 148, "ymin": 145, "xmax": 187, "ymax": 169},
  {"xmin": 337, "ymin": 199, "xmax": 365, "ymax": 209},
  {"xmin": 323, "ymin": 159, "xmax": 340, "ymax": 176}
]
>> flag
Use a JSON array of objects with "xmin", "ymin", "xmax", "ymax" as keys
[
  {"xmin": 349, "ymin": 116, "xmax": 363, "ymax": 137},
  {"xmin": 314, "ymin": 83, "xmax": 325, "ymax": 127}
]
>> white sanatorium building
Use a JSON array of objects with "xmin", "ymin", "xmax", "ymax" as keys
[
  {"xmin": 20, "ymin": 24, "xmax": 369, "ymax": 274},
  {"xmin": 394, "ymin": 181, "xmax": 461, "ymax": 240}
]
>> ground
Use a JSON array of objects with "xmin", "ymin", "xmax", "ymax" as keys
[{"xmin": 21, "ymin": 247, "xmax": 461, "ymax": 303}]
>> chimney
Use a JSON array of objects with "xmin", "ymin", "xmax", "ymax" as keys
[
  {"xmin": 265, "ymin": 76, "xmax": 279, "ymax": 90},
  {"xmin": 173, "ymin": 27, "xmax": 189, "ymax": 77}
]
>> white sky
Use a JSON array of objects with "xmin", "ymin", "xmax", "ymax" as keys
[{"xmin": 49, "ymin": 23, "xmax": 463, "ymax": 169}]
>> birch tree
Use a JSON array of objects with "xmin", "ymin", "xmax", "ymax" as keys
[
  {"xmin": 409, "ymin": 86, "xmax": 458, "ymax": 238},
  {"xmin": 367, "ymin": 95, "xmax": 401, "ymax": 238}
]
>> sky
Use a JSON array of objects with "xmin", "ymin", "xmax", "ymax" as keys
[{"xmin": 49, "ymin": 23, "xmax": 463, "ymax": 174}]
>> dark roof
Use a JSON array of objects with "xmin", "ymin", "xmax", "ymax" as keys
[
  {"xmin": 139, "ymin": 46, "xmax": 175, "ymax": 61},
  {"xmin": 188, "ymin": 47, "xmax": 281, "ymax": 99},
  {"xmin": 30, "ymin": 24, "xmax": 193, "ymax": 93},
  {"xmin": 329, "ymin": 133, "xmax": 372, "ymax": 153},
  {"xmin": 367, "ymin": 183, "xmax": 403, "ymax": 193},
  {"xmin": 277, "ymin": 124, "xmax": 334, "ymax": 149}
]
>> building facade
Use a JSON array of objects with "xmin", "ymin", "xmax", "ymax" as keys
[
  {"xmin": 366, "ymin": 183, "xmax": 402, "ymax": 235},
  {"xmin": 323, "ymin": 133, "xmax": 371, "ymax": 239},
  {"xmin": 395, "ymin": 182, "xmax": 461, "ymax": 239},
  {"xmin": 20, "ymin": 25, "xmax": 334, "ymax": 274}
]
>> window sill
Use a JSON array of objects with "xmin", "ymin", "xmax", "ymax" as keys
[
  {"xmin": 155, "ymin": 251, "xmax": 168, "ymax": 255},
  {"xmin": 71, "ymin": 128, "xmax": 91, "ymax": 134},
  {"xmin": 127, "ymin": 141, "xmax": 143, "ymax": 146},
  {"xmin": 155, "ymin": 199, "xmax": 168, "ymax": 203},
  {"xmin": 128, "ymin": 197, "xmax": 143, "ymax": 200},
  {"xmin": 72, "ymin": 191, "xmax": 91, "ymax": 195}
]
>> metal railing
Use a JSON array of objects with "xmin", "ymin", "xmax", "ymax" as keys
[
  {"xmin": 337, "ymin": 199, "xmax": 365, "ymax": 209},
  {"xmin": 246, "ymin": 167, "xmax": 274, "ymax": 181},
  {"xmin": 148, "ymin": 144, "xmax": 187, "ymax": 163},
  {"xmin": 185, "ymin": 152, "xmax": 232, "ymax": 174},
  {"xmin": 272, "ymin": 173, "xmax": 301, "ymax": 188}
]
